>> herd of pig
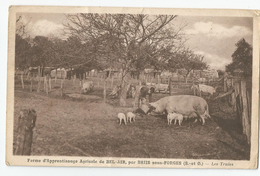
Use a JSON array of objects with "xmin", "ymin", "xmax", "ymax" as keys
[
  {"xmin": 117, "ymin": 111, "xmax": 184, "ymax": 126},
  {"xmin": 117, "ymin": 95, "xmax": 211, "ymax": 126}
]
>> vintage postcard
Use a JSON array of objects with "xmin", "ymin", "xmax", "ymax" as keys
[{"xmin": 6, "ymin": 6, "xmax": 259, "ymax": 169}]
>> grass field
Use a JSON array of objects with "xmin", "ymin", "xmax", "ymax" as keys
[{"xmin": 13, "ymin": 77, "xmax": 250, "ymax": 160}]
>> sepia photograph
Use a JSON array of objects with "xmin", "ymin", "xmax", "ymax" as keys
[{"xmin": 5, "ymin": 6, "xmax": 259, "ymax": 169}]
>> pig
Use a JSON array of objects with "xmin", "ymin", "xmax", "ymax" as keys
[
  {"xmin": 118, "ymin": 113, "xmax": 127, "ymax": 125},
  {"xmin": 148, "ymin": 95, "xmax": 211, "ymax": 125},
  {"xmin": 167, "ymin": 112, "xmax": 184, "ymax": 126},
  {"xmin": 81, "ymin": 81, "xmax": 94, "ymax": 94},
  {"xmin": 127, "ymin": 112, "xmax": 136, "ymax": 123}
]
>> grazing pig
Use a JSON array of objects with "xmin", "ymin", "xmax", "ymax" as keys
[
  {"xmin": 198, "ymin": 77, "xmax": 207, "ymax": 83},
  {"xmin": 191, "ymin": 84, "xmax": 216, "ymax": 97},
  {"xmin": 118, "ymin": 113, "xmax": 127, "ymax": 125},
  {"xmin": 81, "ymin": 81, "xmax": 94, "ymax": 93},
  {"xmin": 167, "ymin": 112, "xmax": 183, "ymax": 126},
  {"xmin": 149, "ymin": 95, "xmax": 211, "ymax": 125},
  {"xmin": 155, "ymin": 83, "xmax": 169, "ymax": 93},
  {"xmin": 127, "ymin": 112, "xmax": 136, "ymax": 123}
]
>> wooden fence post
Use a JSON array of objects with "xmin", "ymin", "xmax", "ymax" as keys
[
  {"xmin": 49, "ymin": 77, "xmax": 51, "ymax": 91},
  {"xmin": 60, "ymin": 80, "xmax": 63, "ymax": 97},
  {"xmin": 30, "ymin": 78, "xmax": 33, "ymax": 92},
  {"xmin": 46, "ymin": 77, "xmax": 49, "ymax": 95},
  {"xmin": 44, "ymin": 76, "xmax": 47, "ymax": 93},
  {"xmin": 21, "ymin": 71, "xmax": 24, "ymax": 89},
  {"xmin": 223, "ymin": 75, "xmax": 227, "ymax": 92},
  {"xmin": 14, "ymin": 109, "xmax": 37, "ymax": 155},
  {"xmin": 246, "ymin": 90, "xmax": 251, "ymax": 120},
  {"xmin": 55, "ymin": 69, "xmax": 57, "ymax": 83},
  {"xmin": 73, "ymin": 74, "xmax": 76, "ymax": 85},
  {"xmin": 168, "ymin": 77, "xmax": 172, "ymax": 95},
  {"xmin": 98, "ymin": 76, "xmax": 100, "ymax": 88},
  {"xmin": 37, "ymin": 76, "xmax": 40, "ymax": 92},
  {"xmin": 240, "ymin": 79, "xmax": 251, "ymax": 144},
  {"xmin": 234, "ymin": 82, "xmax": 242, "ymax": 124}
]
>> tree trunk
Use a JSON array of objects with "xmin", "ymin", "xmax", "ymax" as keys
[
  {"xmin": 134, "ymin": 85, "xmax": 142, "ymax": 108},
  {"xmin": 119, "ymin": 82, "xmax": 128, "ymax": 107},
  {"xmin": 119, "ymin": 71, "xmax": 131, "ymax": 107}
]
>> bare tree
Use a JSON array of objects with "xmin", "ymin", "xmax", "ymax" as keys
[{"xmin": 64, "ymin": 13, "xmax": 186, "ymax": 106}]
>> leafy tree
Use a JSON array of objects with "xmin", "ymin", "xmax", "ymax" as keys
[
  {"xmin": 15, "ymin": 34, "xmax": 32, "ymax": 70},
  {"xmin": 15, "ymin": 16, "xmax": 32, "ymax": 70},
  {"xmin": 168, "ymin": 48, "xmax": 208, "ymax": 82},
  {"xmin": 226, "ymin": 38, "xmax": 252, "ymax": 77}
]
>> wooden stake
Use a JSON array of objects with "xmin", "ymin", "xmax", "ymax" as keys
[
  {"xmin": 43, "ymin": 76, "xmax": 46, "ymax": 92},
  {"xmin": 73, "ymin": 75, "xmax": 76, "ymax": 85},
  {"xmin": 30, "ymin": 78, "xmax": 33, "ymax": 92},
  {"xmin": 49, "ymin": 78, "xmax": 51, "ymax": 91},
  {"xmin": 21, "ymin": 72, "xmax": 24, "ymax": 89},
  {"xmin": 45, "ymin": 76, "xmax": 49, "ymax": 95},
  {"xmin": 55, "ymin": 69, "xmax": 57, "ymax": 83},
  {"xmin": 60, "ymin": 80, "xmax": 63, "ymax": 97},
  {"xmin": 37, "ymin": 76, "xmax": 40, "ymax": 92}
]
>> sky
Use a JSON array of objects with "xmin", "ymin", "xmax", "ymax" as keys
[{"xmin": 17, "ymin": 13, "xmax": 253, "ymax": 71}]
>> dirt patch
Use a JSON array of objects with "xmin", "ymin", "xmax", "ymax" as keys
[{"xmin": 13, "ymin": 89, "xmax": 250, "ymax": 160}]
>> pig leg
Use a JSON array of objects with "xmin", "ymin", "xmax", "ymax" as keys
[
  {"xmin": 201, "ymin": 118, "xmax": 205, "ymax": 125},
  {"xmin": 119, "ymin": 118, "xmax": 122, "ymax": 125},
  {"xmin": 124, "ymin": 118, "xmax": 127, "ymax": 125},
  {"xmin": 179, "ymin": 120, "xmax": 182, "ymax": 126},
  {"xmin": 174, "ymin": 119, "xmax": 177, "ymax": 125},
  {"xmin": 199, "ymin": 115, "xmax": 206, "ymax": 125}
]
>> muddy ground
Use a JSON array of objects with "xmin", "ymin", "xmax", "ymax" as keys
[{"xmin": 13, "ymin": 78, "xmax": 250, "ymax": 160}]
